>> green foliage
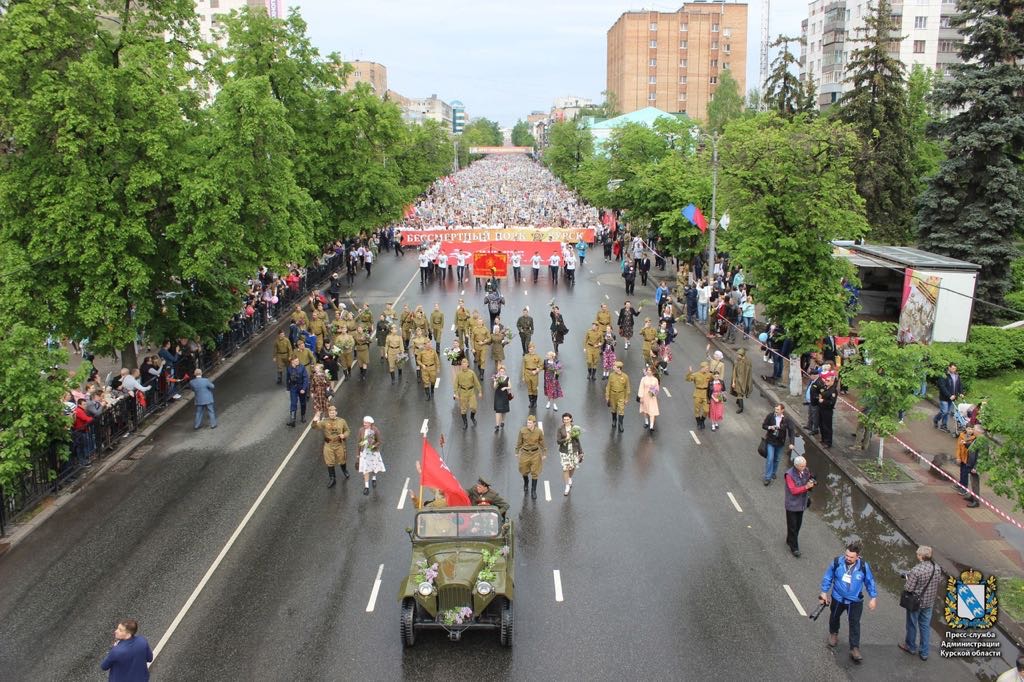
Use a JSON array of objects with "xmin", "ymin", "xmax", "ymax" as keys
[
  {"xmin": 0, "ymin": 324, "xmax": 73, "ymax": 491},
  {"xmin": 542, "ymin": 119, "xmax": 594, "ymax": 190},
  {"xmin": 905, "ymin": 65, "xmax": 945, "ymax": 189},
  {"xmin": 924, "ymin": 343, "xmax": 979, "ymax": 383},
  {"xmin": 763, "ymin": 36, "xmax": 809, "ymax": 118},
  {"xmin": 461, "ymin": 118, "xmax": 503, "ymax": 149},
  {"xmin": 510, "ymin": 119, "xmax": 535, "ymax": 148},
  {"xmin": 963, "ymin": 326, "xmax": 1024, "ymax": 377},
  {"xmin": 577, "ymin": 91, "xmax": 620, "ymax": 120},
  {"xmin": 833, "ymin": 0, "xmax": 917, "ymax": 244},
  {"xmin": 842, "ymin": 322, "xmax": 928, "ymax": 442},
  {"xmin": 706, "ymin": 69, "xmax": 744, "ymax": 133},
  {"xmin": 718, "ymin": 114, "xmax": 868, "ymax": 351},
  {"xmin": 977, "ymin": 381, "xmax": 1024, "ymax": 511},
  {"xmin": 630, "ymin": 153, "xmax": 710, "ymax": 260},
  {"xmin": 917, "ymin": 0, "xmax": 1024, "ymax": 321}
]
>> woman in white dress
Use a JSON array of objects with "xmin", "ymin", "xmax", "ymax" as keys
[
  {"xmin": 637, "ymin": 364, "xmax": 661, "ymax": 432},
  {"xmin": 357, "ymin": 416, "xmax": 385, "ymax": 495}
]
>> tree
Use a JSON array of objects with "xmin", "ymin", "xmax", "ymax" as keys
[
  {"xmin": 719, "ymin": 114, "xmax": 868, "ymax": 351},
  {"xmin": 542, "ymin": 119, "xmax": 594, "ymax": 190},
  {"xmin": 0, "ymin": 324, "xmax": 74, "ymax": 492},
  {"xmin": 578, "ymin": 91, "xmax": 620, "ymax": 120},
  {"xmin": 978, "ymin": 381, "xmax": 1024, "ymax": 510},
  {"xmin": 0, "ymin": 0, "xmax": 204, "ymax": 367},
  {"xmin": 905, "ymin": 65, "xmax": 945, "ymax": 190},
  {"xmin": 511, "ymin": 119, "xmax": 536, "ymax": 148},
  {"xmin": 461, "ymin": 118, "xmax": 503, "ymax": 148},
  {"xmin": 762, "ymin": 36, "xmax": 807, "ymax": 118},
  {"xmin": 833, "ymin": 0, "xmax": 917, "ymax": 244},
  {"xmin": 706, "ymin": 69, "xmax": 744, "ymax": 133},
  {"xmin": 841, "ymin": 322, "xmax": 927, "ymax": 461},
  {"xmin": 630, "ymin": 152, "xmax": 711, "ymax": 261},
  {"xmin": 917, "ymin": 0, "xmax": 1024, "ymax": 321}
]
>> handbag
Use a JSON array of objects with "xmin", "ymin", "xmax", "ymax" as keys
[
  {"xmin": 757, "ymin": 437, "xmax": 768, "ymax": 458},
  {"xmin": 900, "ymin": 562, "xmax": 938, "ymax": 611}
]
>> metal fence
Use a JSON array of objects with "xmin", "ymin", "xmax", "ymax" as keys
[{"xmin": 0, "ymin": 253, "xmax": 342, "ymax": 537}]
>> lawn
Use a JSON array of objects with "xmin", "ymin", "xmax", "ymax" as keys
[
  {"xmin": 968, "ymin": 369, "xmax": 1024, "ymax": 417},
  {"xmin": 1001, "ymin": 577, "xmax": 1024, "ymax": 623}
]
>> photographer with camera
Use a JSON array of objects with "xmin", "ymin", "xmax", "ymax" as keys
[{"xmin": 783, "ymin": 455, "xmax": 816, "ymax": 557}]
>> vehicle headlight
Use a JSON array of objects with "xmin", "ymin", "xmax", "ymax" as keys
[
  {"xmin": 476, "ymin": 581, "xmax": 493, "ymax": 596},
  {"xmin": 418, "ymin": 582, "xmax": 434, "ymax": 597}
]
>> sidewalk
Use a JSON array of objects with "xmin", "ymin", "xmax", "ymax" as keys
[{"xmin": 704, "ymin": 320, "xmax": 1024, "ymax": 646}]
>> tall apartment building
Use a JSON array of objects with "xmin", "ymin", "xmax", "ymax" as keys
[
  {"xmin": 451, "ymin": 100, "xmax": 466, "ymax": 134},
  {"xmin": 343, "ymin": 60, "xmax": 388, "ymax": 97},
  {"xmin": 800, "ymin": 0, "xmax": 963, "ymax": 108},
  {"xmin": 606, "ymin": 2, "xmax": 748, "ymax": 122},
  {"xmin": 194, "ymin": 0, "xmax": 284, "ymax": 44}
]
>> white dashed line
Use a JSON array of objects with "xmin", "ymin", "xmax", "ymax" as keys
[
  {"xmin": 553, "ymin": 570, "xmax": 564, "ymax": 602},
  {"xmin": 726, "ymin": 492, "xmax": 743, "ymax": 513},
  {"xmin": 605, "ymin": 294, "xmax": 609, "ymax": 300},
  {"xmin": 420, "ymin": 418, "xmax": 429, "ymax": 435},
  {"xmin": 596, "ymin": 281, "xmax": 601, "ymax": 286},
  {"xmin": 783, "ymin": 584, "xmax": 807, "ymax": 617},
  {"xmin": 397, "ymin": 477, "xmax": 410, "ymax": 510},
  {"xmin": 663, "ymin": 388, "xmax": 672, "ymax": 398},
  {"xmin": 434, "ymin": 377, "xmax": 440, "ymax": 388},
  {"xmin": 544, "ymin": 480, "xmax": 551, "ymax": 501},
  {"xmin": 524, "ymin": 290, "xmax": 529, "ymax": 295},
  {"xmin": 366, "ymin": 563, "xmax": 385, "ymax": 612},
  {"xmin": 690, "ymin": 430, "xmax": 701, "ymax": 445}
]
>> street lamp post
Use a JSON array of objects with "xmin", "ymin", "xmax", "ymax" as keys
[{"xmin": 702, "ymin": 131, "xmax": 721, "ymax": 281}]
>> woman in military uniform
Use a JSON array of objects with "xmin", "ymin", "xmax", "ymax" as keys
[
  {"xmin": 453, "ymin": 357, "xmax": 483, "ymax": 429},
  {"xmin": 353, "ymin": 325, "xmax": 371, "ymax": 381},
  {"xmin": 334, "ymin": 327, "xmax": 355, "ymax": 378},
  {"xmin": 515, "ymin": 414, "xmax": 547, "ymax": 499},
  {"xmin": 490, "ymin": 323, "xmax": 506, "ymax": 369}
]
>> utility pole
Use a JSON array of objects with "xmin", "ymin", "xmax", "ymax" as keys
[{"xmin": 703, "ymin": 132, "xmax": 721, "ymax": 278}]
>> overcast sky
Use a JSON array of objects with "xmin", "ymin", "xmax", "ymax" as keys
[{"xmin": 294, "ymin": 1, "xmax": 807, "ymax": 127}]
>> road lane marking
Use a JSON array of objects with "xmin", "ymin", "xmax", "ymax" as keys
[
  {"xmin": 663, "ymin": 388, "xmax": 672, "ymax": 398},
  {"xmin": 544, "ymin": 480, "xmax": 551, "ymax": 501},
  {"xmin": 783, "ymin": 584, "xmax": 807, "ymax": 617},
  {"xmin": 397, "ymin": 477, "xmax": 410, "ymax": 510},
  {"xmin": 420, "ymin": 418, "xmax": 429, "ymax": 435},
  {"xmin": 605, "ymin": 293, "xmax": 609, "ymax": 300},
  {"xmin": 596, "ymin": 281, "xmax": 601, "ymax": 286},
  {"xmin": 553, "ymin": 570, "xmax": 564, "ymax": 602},
  {"xmin": 726, "ymin": 492, "xmax": 743, "ymax": 513},
  {"xmin": 690, "ymin": 430, "xmax": 701, "ymax": 445},
  {"xmin": 393, "ymin": 268, "xmax": 419, "ymax": 307},
  {"xmin": 434, "ymin": 377, "xmax": 440, "ymax": 388},
  {"xmin": 366, "ymin": 563, "xmax": 385, "ymax": 612}
]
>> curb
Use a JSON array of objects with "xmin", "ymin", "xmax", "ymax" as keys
[{"xmin": 704, "ymin": 331, "xmax": 1024, "ymax": 648}]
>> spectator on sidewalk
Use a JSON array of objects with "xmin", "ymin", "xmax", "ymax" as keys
[
  {"xmin": 72, "ymin": 398, "xmax": 94, "ymax": 468},
  {"xmin": 899, "ymin": 545, "xmax": 942, "ymax": 661},
  {"xmin": 955, "ymin": 425, "xmax": 977, "ymax": 499},
  {"xmin": 965, "ymin": 427, "xmax": 989, "ymax": 508},
  {"xmin": 820, "ymin": 540, "xmax": 878, "ymax": 664},
  {"xmin": 190, "ymin": 369, "xmax": 217, "ymax": 430},
  {"xmin": 100, "ymin": 618, "xmax": 152, "ymax": 682},
  {"xmin": 813, "ymin": 372, "xmax": 839, "ymax": 448},
  {"xmin": 933, "ymin": 363, "xmax": 964, "ymax": 432}
]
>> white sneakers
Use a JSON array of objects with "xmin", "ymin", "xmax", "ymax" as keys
[
  {"xmin": 563, "ymin": 478, "xmax": 573, "ymax": 496},
  {"xmin": 553, "ymin": 403, "xmax": 558, "ymax": 411},
  {"xmin": 545, "ymin": 401, "xmax": 551, "ymax": 409}
]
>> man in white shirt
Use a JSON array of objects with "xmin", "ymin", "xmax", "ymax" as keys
[
  {"xmin": 119, "ymin": 368, "xmax": 150, "ymax": 396},
  {"xmin": 363, "ymin": 245, "xmax": 374, "ymax": 278},
  {"xmin": 564, "ymin": 252, "xmax": 577, "ymax": 286},
  {"xmin": 418, "ymin": 251, "xmax": 431, "ymax": 285},
  {"xmin": 455, "ymin": 250, "xmax": 468, "ymax": 283},
  {"xmin": 548, "ymin": 252, "xmax": 561, "ymax": 285},
  {"xmin": 510, "ymin": 251, "xmax": 522, "ymax": 283},
  {"xmin": 437, "ymin": 250, "xmax": 448, "ymax": 283},
  {"xmin": 530, "ymin": 252, "xmax": 542, "ymax": 284}
]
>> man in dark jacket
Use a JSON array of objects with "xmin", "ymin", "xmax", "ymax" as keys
[
  {"xmin": 684, "ymin": 285, "xmax": 698, "ymax": 325},
  {"xmin": 932, "ymin": 363, "xmax": 963, "ymax": 432},
  {"xmin": 100, "ymin": 619, "xmax": 152, "ymax": 682},
  {"xmin": 761, "ymin": 403, "xmax": 795, "ymax": 484}
]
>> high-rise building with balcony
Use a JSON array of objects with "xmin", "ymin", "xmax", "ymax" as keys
[{"xmin": 606, "ymin": 2, "xmax": 749, "ymax": 122}]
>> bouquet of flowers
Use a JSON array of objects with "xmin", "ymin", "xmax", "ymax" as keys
[
  {"xmin": 546, "ymin": 360, "xmax": 562, "ymax": 378},
  {"xmin": 338, "ymin": 337, "xmax": 355, "ymax": 353},
  {"xmin": 414, "ymin": 559, "xmax": 439, "ymax": 586},
  {"xmin": 569, "ymin": 425, "xmax": 582, "ymax": 439},
  {"xmin": 648, "ymin": 384, "xmax": 660, "ymax": 397},
  {"xmin": 396, "ymin": 351, "xmax": 409, "ymax": 363},
  {"xmin": 444, "ymin": 347, "xmax": 462, "ymax": 363},
  {"xmin": 440, "ymin": 606, "xmax": 474, "ymax": 626},
  {"xmin": 656, "ymin": 329, "xmax": 668, "ymax": 343},
  {"xmin": 501, "ymin": 328, "xmax": 514, "ymax": 346}
]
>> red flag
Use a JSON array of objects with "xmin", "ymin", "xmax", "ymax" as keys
[{"xmin": 421, "ymin": 440, "xmax": 471, "ymax": 506}]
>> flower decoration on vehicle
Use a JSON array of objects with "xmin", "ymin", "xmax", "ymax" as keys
[
  {"xmin": 440, "ymin": 606, "xmax": 474, "ymax": 626},
  {"xmin": 414, "ymin": 559, "xmax": 439, "ymax": 586}
]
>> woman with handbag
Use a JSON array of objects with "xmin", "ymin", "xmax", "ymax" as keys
[
  {"xmin": 899, "ymin": 546, "xmax": 942, "ymax": 661},
  {"xmin": 492, "ymin": 364, "xmax": 513, "ymax": 432},
  {"xmin": 637, "ymin": 364, "xmax": 661, "ymax": 431},
  {"xmin": 557, "ymin": 412, "xmax": 584, "ymax": 496}
]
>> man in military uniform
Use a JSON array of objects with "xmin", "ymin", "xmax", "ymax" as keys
[
  {"xmin": 399, "ymin": 304, "xmax": 414, "ymax": 350},
  {"xmin": 471, "ymin": 319, "xmax": 491, "ymax": 378},
  {"xmin": 454, "ymin": 300, "xmax": 471, "ymax": 349},
  {"xmin": 419, "ymin": 339, "xmax": 440, "ymax": 400},
  {"xmin": 515, "ymin": 414, "xmax": 547, "ymax": 499},
  {"xmin": 467, "ymin": 478, "xmax": 509, "ymax": 516},
  {"xmin": 522, "ymin": 343, "xmax": 542, "ymax": 410},
  {"xmin": 356, "ymin": 303, "xmax": 373, "ymax": 332},
  {"xmin": 430, "ymin": 303, "xmax": 445, "ymax": 353},
  {"xmin": 308, "ymin": 313, "xmax": 329, "ymax": 353},
  {"xmin": 385, "ymin": 325, "xmax": 405, "ymax": 384},
  {"xmin": 272, "ymin": 330, "xmax": 292, "ymax": 384},
  {"xmin": 583, "ymin": 322, "xmax": 603, "ymax": 381},
  {"xmin": 312, "ymin": 406, "xmax": 350, "ymax": 487},
  {"xmin": 290, "ymin": 339, "xmax": 315, "ymax": 370},
  {"xmin": 605, "ymin": 361, "xmax": 631, "ymax": 432},
  {"xmin": 595, "ymin": 303, "xmax": 612, "ymax": 329},
  {"xmin": 291, "ymin": 304, "xmax": 308, "ymax": 328},
  {"xmin": 639, "ymin": 318, "xmax": 658, "ymax": 362},
  {"xmin": 334, "ymin": 326, "xmax": 356, "ymax": 378},
  {"xmin": 516, "ymin": 307, "xmax": 534, "ymax": 355},
  {"xmin": 353, "ymin": 325, "xmax": 371, "ymax": 381},
  {"xmin": 686, "ymin": 361, "xmax": 713, "ymax": 430},
  {"xmin": 413, "ymin": 305, "xmax": 430, "ymax": 340},
  {"xmin": 411, "ymin": 328, "xmax": 431, "ymax": 378},
  {"xmin": 454, "ymin": 357, "xmax": 483, "ymax": 429}
]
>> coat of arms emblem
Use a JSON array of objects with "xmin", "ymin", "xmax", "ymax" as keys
[{"xmin": 944, "ymin": 569, "xmax": 998, "ymax": 629}]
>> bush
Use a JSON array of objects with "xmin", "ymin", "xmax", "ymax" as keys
[
  {"xmin": 926, "ymin": 343, "xmax": 978, "ymax": 382},
  {"xmin": 965, "ymin": 326, "xmax": 1024, "ymax": 377}
]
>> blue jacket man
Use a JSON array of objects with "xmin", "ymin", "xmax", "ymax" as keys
[
  {"xmin": 286, "ymin": 358, "xmax": 310, "ymax": 427},
  {"xmin": 190, "ymin": 369, "xmax": 216, "ymax": 429},
  {"xmin": 100, "ymin": 619, "xmax": 152, "ymax": 682},
  {"xmin": 819, "ymin": 541, "xmax": 878, "ymax": 663}
]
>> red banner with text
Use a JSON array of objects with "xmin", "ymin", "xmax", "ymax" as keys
[{"xmin": 401, "ymin": 227, "xmax": 595, "ymax": 247}]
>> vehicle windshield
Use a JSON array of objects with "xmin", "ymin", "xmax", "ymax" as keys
[{"xmin": 416, "ymin": 510, "xmax": 502, "ymax": 539}]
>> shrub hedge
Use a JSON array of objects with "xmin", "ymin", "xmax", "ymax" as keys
[{"xmin": 926, "ymin": 326, "xmax": 1024, "ymax": 384}]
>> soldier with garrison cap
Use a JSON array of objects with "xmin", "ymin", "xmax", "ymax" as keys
[
  {"xmin": 454, "ymin": 357, "xmax": 483, "ymax": 429},
  {"xmin": 521, "ymin": 343, "xmax": 542, "ymax": 410},
  {"xmin": 605, "ymin": 361, "xmax": 631, "ymax": 433},
  {"xmin": 516, "ymin": 414, "xmax": 547, "ymax": 499},
  {"xmin": 312, "ymin": 406, "xmax": 350, "ymax": 487},
  {"xmin": 686, "ymin": 362, "xmax": 714, "ymax": 430}
]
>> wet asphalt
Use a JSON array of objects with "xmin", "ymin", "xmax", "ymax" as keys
[{"xmin": 0, "ymin": 252, "xmax": 981, "ymax": 681}]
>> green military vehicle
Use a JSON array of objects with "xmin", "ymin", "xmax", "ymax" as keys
[{"xmin": 399, "ymin": 507, "xmax": 514, "ymax": 647}]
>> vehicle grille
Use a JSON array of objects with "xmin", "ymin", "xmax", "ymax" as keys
[{"xmin": 438, "ymin": 585, "xmax": 473, "ymax": 613}]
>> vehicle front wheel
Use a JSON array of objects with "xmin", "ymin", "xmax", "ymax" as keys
[
  {"xmin": 499, "ymin": 598, "xmax": 513, "ymax": 647},
  {"xmin": 400, "ymin": 598, "xmax": 417, "ymax": 647}
]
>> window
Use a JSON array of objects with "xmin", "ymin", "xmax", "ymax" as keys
[
  {"xmin": 940, "ymin": 15, "xmax": 953, "ymax": 28},
  {"xmin": 724, "ymin": 43, "xmax": 731, "ymax": 53},
  {"xmin": 709, "ymin": 76, "xmax": 718, "ymax": 84},
  {"xmin": 680, "ymin": 23, "xmax": 688, "ymax": 32},
  {"xmin": 913, "ymin": 40, "xmax": 926, "ymax": 53},
  {"xmin": 648, "ymin": 92, "xmax": 657, "ymax": 101},
  {"xmin": 650, "ymin": 40, "xmax": 657, "ymax": 48},
  {"xmin": 679, "ymin": 76, "xmax": 687, "ymax": 84},
  {"xmin": 710, "ymin": 59, "xmax": 718, "ymax": 68},
  {"xmin": 678, "ymin": 93, "xmax": 687, "ymax": 101},
  {"xmin": 914, "ymin": 16, "xmax": 927, "ymax": 29},
  {"xmin": 650, "ymin": 22, "xmax": 658, "ymax": 31},
  {"xmin": 210, "ymin": 0, "xmax": 219, "ymax": 6},
  {"xmin": 890, "ymin": 14, "xmax": 902, "ymax": 26},
  {"xmin": 711, "ymin": 22, "xmax": 719, "ymax": 32},
  {"xmin": 649, "ymin": 58, "xmax": 657, "ymax": 67},
  {"xmin": 680, "ymin": 40, "xmax": 688, "ymax": 49},
  {"xmin": 723, "ymin": 28, "xmax": 731, "ymax": 38},
  {"xmin": 723, "ymin": 62, "xmax": 730, "ymax": 70},
  {"xmin": 711, "ymin": 40, "xmax": 719, "ymax": 50},
  {"xmin": 938, "ymin": 39, "xmax": 961, "ymax": 53},
  {"xmin": 679, "ymin": 59, "xmax": 688, "ymax": 67},
  {"xmin": 649, "ymin": 76, "xmax": 657, "ymax": 84}
]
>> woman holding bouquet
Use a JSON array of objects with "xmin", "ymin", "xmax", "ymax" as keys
[
  {"xmin": 557, "ymin": 412, "xmax": 584, "ymax": 496},
  {"xmin": 356, "ymin": 416, "xmax": 385, "ymax": 495},
  {"xmin": 310, "ymin": 364, "xmax": 332, "ymax": 416},
  {"xmin": 490, "ymin": 323, "xmax": 507, "ymax": 369},
  {"xmin": 492, "ymin": 364, "xmax": 513, "ymax": 431},
  {"xmin": 543, "ymin": 351, "xmax": 563, "ymax": 411},
  {"xmin": 446, "ymin": 339, "xmax": 467, "ymax": 383},
  {"xmin": 600, "ymin": 326, "xmax": 617, "ymax": 379},
  {"xmin": 708, "ymin": 371, "xmax": 726, "ymax": 431},
  {"xmin": 637, "ymin": 364, "xmax": 661, "ymax": 431}
]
